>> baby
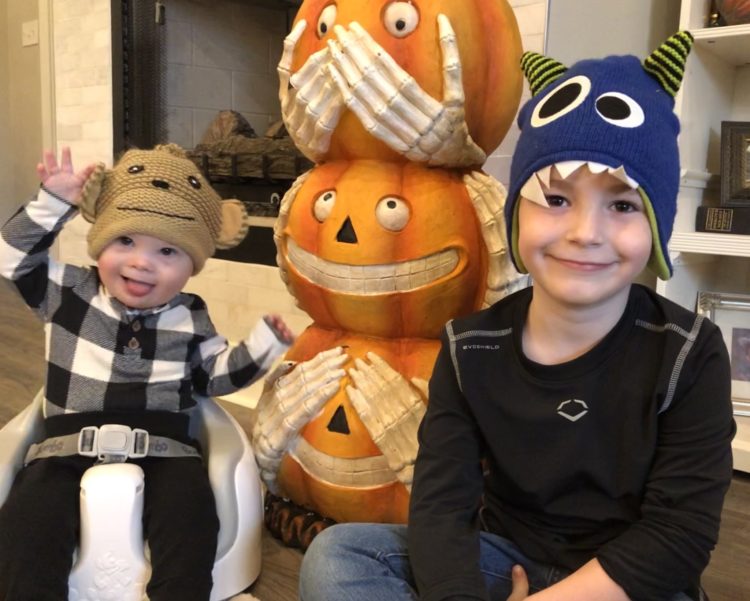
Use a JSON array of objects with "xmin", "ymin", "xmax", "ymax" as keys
[{"xmin": 0, "ymin": 144, "xmax": 292, "ymax": 601}]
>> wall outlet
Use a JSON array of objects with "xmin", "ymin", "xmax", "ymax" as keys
[{"xmin": 22, "ymin": 20, "xmax": 39, "ymax": 47}]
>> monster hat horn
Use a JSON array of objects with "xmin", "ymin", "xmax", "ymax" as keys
[
  {"xmin": 520, "ymin": 52, "xmax": 567, "ymax": 95},
  {"xmin": 506, "ymin": 31, "xmax": 694, "ymax": 281},
  {"xmin": 643, "ymin": 31, "xmax": 694, "ymax": 97}
]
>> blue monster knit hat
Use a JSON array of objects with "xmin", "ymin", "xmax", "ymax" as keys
[{"xmin": 505, "ymin": 31, "xmax": 693, "ymax": 280}]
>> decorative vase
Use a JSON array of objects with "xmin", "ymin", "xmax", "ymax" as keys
[{"xmin": 715, "ymin": 0, "xmax": 750, "ymax": 25}]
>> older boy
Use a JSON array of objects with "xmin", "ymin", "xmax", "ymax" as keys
[
  {"xmin": 299, "ymin": 32, "xmax": 735, "ymax": 601},
  {"xmin": 0, "ymin": 145, "xmax": 292, "ymax": 600}
]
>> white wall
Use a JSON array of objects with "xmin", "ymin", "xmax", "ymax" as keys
[
  {"xmin": 546, "ymin": 0, "xmax": 681, "ymax": 63},
  {"xmin": 484, "ymin": 0, "xmax": 548, "ymax": 187},
  {"xmin": 52, "ymin": 0, "xmax": 112, "ymax": 167},
  {"xmin": 0, "ymin": 0, "xmax": 43, "ymax": 223}
]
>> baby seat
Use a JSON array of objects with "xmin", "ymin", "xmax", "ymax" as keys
[{"xmin": 0, "ymin": 389, "xmax": 263, "ymax": 601}]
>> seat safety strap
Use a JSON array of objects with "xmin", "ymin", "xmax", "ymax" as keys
[{"xmin": 25, "ymin": 424, "xmax": 201, "ymax": 465}]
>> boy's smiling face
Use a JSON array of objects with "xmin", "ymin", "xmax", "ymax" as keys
[
  {"xmin": 518, "ymin": 164, "xmax": 652, "ymax": 310},
  {"xmin": 97, "ymin": 233, "xmax": 194, "ymax": 310}
]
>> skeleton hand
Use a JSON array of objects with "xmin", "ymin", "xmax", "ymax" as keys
[
  {"xmin": 327, "ymin": 15, "xmax": 486, "ymax": 168},
  {"xmin": 463, "ymin": 170, "xmax": 528, "ymax": 306},
  {"xmin": 278, "ymin": 20, "xmax": 346, "ymax": 163},
  {"xmin": 345, "ymin": 352, "xmax": 427, "ymax": 491},
  {"xmin": 252, "ymin": 347, "xmax": 348, "ymax": 493},
  {"xmin": 274, "ymin": 169, "xmax": 311, "ymax": 289}
]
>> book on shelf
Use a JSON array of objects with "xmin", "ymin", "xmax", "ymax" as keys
[{"xmin": 695, "ymin": 206, "xmax": 750, "ymax": 235}]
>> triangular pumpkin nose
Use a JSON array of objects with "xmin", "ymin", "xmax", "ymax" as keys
[
  {"xmin": 327, "ymin": 405, "xmax": 350, "ymax": 435},
  {"xmin": 336, "ymin": 217, "xmax": 358, "ymax": 244}
]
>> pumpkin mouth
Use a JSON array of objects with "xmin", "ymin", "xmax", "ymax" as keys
[
  {"xmin": 289, "ymin": 437, "xmax": 396, "ymax": 488},
  {"xmin": 286, "ymin": 239, "xmax": 460, "ymax": 295}
]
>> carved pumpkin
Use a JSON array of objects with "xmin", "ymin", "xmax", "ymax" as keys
[
  {"xmin": 277, "ymin": 325, "xmax": 440, "ymax": 523},
  {"xmin": 290, "ymin": 0, "xmax": 523, "ymax": 162},
  {"xmin": 277, "ymin": 160, "xmax": 487, "ymax": 338}
]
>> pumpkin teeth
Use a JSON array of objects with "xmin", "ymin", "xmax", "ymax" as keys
[
  {"xmin": 286, "ymin": 239, "xmax": 459, "ymax": 295},
  {"xmin": 289, "ymin": 437, "xmax": 395, "ymax": 488}
]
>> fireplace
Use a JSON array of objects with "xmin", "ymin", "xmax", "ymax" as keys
[{"xmin": 110, "ymin": 0, "xmax": 309, "ymax": 266}]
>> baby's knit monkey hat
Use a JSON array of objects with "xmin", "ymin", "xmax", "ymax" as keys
[
  {"xmin": 505, "ymin": 31, "xmax": 693, "ymax": 281},
  {"xmin": 81, "ymin": 144, "xmax": 248, "ymax": 273}
]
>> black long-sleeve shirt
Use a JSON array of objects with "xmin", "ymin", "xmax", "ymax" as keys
[{"xmin": 409, "ymin": 285, "xmax": 735, "ymax": 601}]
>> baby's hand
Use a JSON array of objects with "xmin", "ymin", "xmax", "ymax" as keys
[
  {"xmin": 263, "ymin": 314, "xmax": 295, "ymax": 344},
  {"xmin": 36, "ymin": 147, "xmax": 96, "ymax": 206}
]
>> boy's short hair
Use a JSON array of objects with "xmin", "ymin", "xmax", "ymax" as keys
[
  {"xmin": 81, "ymin": 144, "xmax": 249, "ymax": 274},
  {"xmin": 505, "ymin": 32, "xmax": 693, "ymax": 281}
]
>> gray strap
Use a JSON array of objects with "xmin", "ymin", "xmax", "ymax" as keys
[{"xmin": 25, "ymin": 431, "xmax": 200, "ymax": 465}]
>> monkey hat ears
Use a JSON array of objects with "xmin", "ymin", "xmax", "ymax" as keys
[
  {"xmin": 506, "ymin": 31, "xmax": 693, "ymax": 281},
  {"xmin": 80, "ymin": 143, "xmax": 249, "ymax": 274}
]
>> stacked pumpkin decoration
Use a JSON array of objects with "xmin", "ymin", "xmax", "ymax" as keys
[{"xmin": 252, "ymin": 0, "xmax": 525, "ymax": 548}]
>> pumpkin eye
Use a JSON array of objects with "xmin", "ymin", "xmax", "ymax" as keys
[
  {"xmin": 382, "ymin": 2, "xmax": 419, "ymax": 38},
  {"xmin": 313, "ymin": 190, "xmax": 336, "ymax": 222},
  {"xmin": 375, "ymin": 196, "xmax": 410, "ymax": 231},
  {"xmin": 127, "ymin": 165, "xmax": 145, "ymax": 174},
  {"xmin": 530, "ymin": 75, "xmax": 591, "ymax": 128},
  {"xmin": 187, "ymin": 175, "xmax": 202, "ymax": 189},
  {"xmin": 595, "ymin": 92, "xmax": 645, "ymax": 128},
  {"xmin": 317, "ymin": 4, "xmax": 337, "ymax": 38}
]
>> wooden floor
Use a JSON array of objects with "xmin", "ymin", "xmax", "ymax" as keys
[{"xmin": 0, "ymin": 278, "xmax": 748, "ymax": 600}]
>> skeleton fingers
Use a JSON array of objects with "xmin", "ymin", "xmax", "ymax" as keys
[
  {"xmin": 279, "ymin": 15, "xmax": 484, "ymax": 167},
  {"xmin": 279, "ymin": 20, "xmax": 346, "ymax": 162},
  {"xmin": 252, "ymin": 347, "xmax": 348, "ymax": 493},
  {"xmin": 464, "ymin": 171, "xmax": 529, "ymax": 306},
  {"xmin": 329, "ymin": 16, "xmax": 485, "ymax": 167},
  {"xmin": 253, "ymin": 347, "xmax": 426, "ymax": 492},
  {"xmin": 346, "ymin": 353, "xmax": 427, "ymax": 491}
]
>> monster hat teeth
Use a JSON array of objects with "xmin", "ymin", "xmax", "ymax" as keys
[{"xmin": 520, "ymin": 161, "xmax": 640, "ymax": 208}]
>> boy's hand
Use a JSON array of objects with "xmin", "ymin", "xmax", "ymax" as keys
[
  {"xmin": 507, "ymin": 565, "xmax": 529, "ymax": 601},
  {"xmin": 263, "ymin": 314, "xmax": 295, "ymax": 344},
  {"xmin": 36, "ymin": 147, "xmax": 96, "ymax": 206}
]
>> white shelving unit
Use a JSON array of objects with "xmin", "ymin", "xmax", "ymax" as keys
[{"xmin": 656, "ymin": 0, "xmax": 750, "ymax": 471}]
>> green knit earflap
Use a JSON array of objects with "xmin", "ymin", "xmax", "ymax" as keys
[
  {"xmin": 520, "ymin": 51, "xmax": 568, "ymax": 96},
  {"xmin": 642, "ymin": 31, "xmax": 694, "ymax": 97}
]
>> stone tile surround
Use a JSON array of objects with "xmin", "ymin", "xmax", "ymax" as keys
[{"xmin": 48, "ymin": 0, "xmax": 547, "ymax": 404}]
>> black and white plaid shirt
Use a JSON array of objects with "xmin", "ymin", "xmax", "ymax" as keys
[{"xmin": 0, "ymin": 189, "xmax": 285, "ymax": 417}]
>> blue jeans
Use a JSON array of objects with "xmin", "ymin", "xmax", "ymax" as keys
[{"xmin": 299, "ymin": 523, "xmax": 695, "ymax": 601}]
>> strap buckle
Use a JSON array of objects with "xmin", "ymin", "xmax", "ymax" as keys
[{"xmin": 77, "ymin": 425, "xmax": 149, "ymax": 463}]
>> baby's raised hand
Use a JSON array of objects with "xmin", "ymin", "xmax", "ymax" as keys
[
  {"xmin": 36, "ymin": 147, "xmax": 96, "ymax": 206},
  {"xmin": 263, "ymin": 314, "xmax": 295, "ymax": 344}
]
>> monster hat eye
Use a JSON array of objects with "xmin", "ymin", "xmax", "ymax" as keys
[
  {"xmin": 313, "ymin": 190, "xmax": 336, "ymax": 222},
  {"xmin": 530, "ymin": 75, "xmax": 591, "ymax": 128},
  {"xmin": 317, "ymin": 4, "xmax": 337, "ymax": 38},
  {"xmin": 595, "ymin": 92, "xmax": 645, "ymax": 128},
  {"xmin": 127, "ymin": 165, "xmax": 145, "ymax": 174},
  {"xmin": 187, "ymin": 175, "xmax": 202, "ymax": 189},
  {"xmin": 375, "ymin": 196, "xmax": 410, "ymax": 231},
  {"xmin": 382, "ymin": 2, "xmax": 420, "ymax": 38}
]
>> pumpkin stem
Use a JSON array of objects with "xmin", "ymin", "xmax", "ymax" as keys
[
  {"xmin": 642, "ymin": 31, "xmax": 694, "ymax": 98},
  {"xmin": 520, "ymin": 51, "xmax": 568, "ymax": 96}
]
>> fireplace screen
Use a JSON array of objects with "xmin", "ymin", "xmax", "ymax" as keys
[{"xmin": 113, "ymin": 0, "xmax": 166, "ymax": 152}]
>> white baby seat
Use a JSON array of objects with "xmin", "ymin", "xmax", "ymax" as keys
[{"xmin": 0, "ymin": 389, "xmax": 263, "ymax": 601}]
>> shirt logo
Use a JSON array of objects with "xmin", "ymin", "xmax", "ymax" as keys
[
  {"xmin": 557, "ymin": 399, "xmax": 588, "ymax": 422},
  {"xmin": 462, "ymin": 344, "xmax": 500, "ymax": 350}
]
